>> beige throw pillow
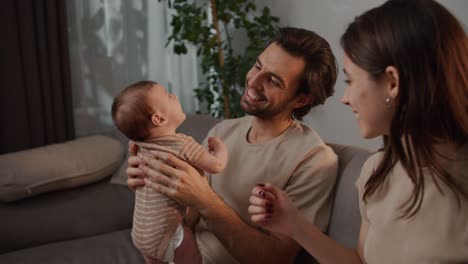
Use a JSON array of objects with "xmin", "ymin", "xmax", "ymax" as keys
[
  {"xmin": 0, "ymin": 135, "xmax": 124, "ymax": 202},
  {"xmin": 109, "ymin": 151, "xmax": 130, "ymax": 186}
]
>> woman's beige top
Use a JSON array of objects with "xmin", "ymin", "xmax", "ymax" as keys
[{"xmin": 357, "ymin": 144, "xmax": 468, "ymax": 264}]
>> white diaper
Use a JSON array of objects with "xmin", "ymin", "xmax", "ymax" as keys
[{"xmin": 163, "ymin": 224, "xmax": 184, "ymax": 263}]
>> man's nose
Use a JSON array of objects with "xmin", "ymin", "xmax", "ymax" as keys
[{"xmin": 249, "ymin": 72, "xmax": 263, "ymax": 91}]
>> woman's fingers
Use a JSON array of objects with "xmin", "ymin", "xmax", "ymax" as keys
[
  {"xmin": 250, "ymin": 213, "xmax": 271, "ymax": 224},
  {"xmin": 249, "ymin": 194, "xmax": 272, "ymax": 207},
  {"xmin": 248, "ymin": 203, "xmax": 273, "ymax": 214},
  {"xmin": 252, "ymin": 185, "xmax": 276, "ymax": 201},
  {"xmin": 249, "ymin": 195, "xmax": 274, "ymax": 215}
]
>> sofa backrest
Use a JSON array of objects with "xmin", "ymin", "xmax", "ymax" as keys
[
  {"xmin": 177, "ymin": 114, "xmax": 222, "ymax": 143},
  {"xmin": 327, "ymin": 143, "xmax": 374, "ymax": 248}
]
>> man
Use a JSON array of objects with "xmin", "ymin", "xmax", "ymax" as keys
[{"xmin": 127, "ymin": 27, "xmax": 338, "ymax": 264}]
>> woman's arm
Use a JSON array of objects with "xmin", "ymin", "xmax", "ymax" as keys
[{"xmin": 249, "ymin": 184, "xmax": 366, "ymax": 264}]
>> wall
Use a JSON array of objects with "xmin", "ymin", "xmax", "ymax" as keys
[
  {"xmin": 257, "ymin": 0, "xmax": 468, "ymax": 150},
  {"xmin": 66, "ymin": 1, "xmax": 199, "ymax": 139}
]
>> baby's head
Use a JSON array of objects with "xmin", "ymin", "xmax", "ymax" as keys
[{"xmin": 112, "ymin": 80, "xmax": 186, "ymax": 141}]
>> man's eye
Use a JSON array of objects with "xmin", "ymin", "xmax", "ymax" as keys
[
  {"xmin": 254, "ymin": 64, "xmax": 261, "ymax": 70},
  {"xmin": 271, "ymin": 78, "xmax": 280, "ymax": 86},
  {"xmin": 344, "ymin": 79, "xmax": 351, "ymax": 85}
]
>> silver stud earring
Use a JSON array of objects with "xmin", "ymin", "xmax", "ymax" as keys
[{"xmin": 385, "ymin": 97, "xmax": 391, "ymax": 108}]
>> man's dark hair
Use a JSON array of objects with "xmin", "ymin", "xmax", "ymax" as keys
[{"xmin": 268, "ymin": 27, "xmax": 338, "ymax": 120}]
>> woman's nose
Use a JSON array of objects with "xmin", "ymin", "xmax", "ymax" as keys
[{"xmin": 341, "ymin": 88, "xmax": 350, "ymax": 105}]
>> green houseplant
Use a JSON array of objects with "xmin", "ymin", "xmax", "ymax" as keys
[{"xmin": 161, "ymin": 0, "xmax": 280, "ymax": 118}]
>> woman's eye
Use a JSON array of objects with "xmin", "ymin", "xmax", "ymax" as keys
[{"xmin": 344, "ymin": 79, "xmax": 351, "ymax": 85}]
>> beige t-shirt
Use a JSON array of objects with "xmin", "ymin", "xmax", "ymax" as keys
[
  {"xmin": 196, "ymin": 116, "xmax": 338, "ymax": 264},
  {"xmin": 357, "ymin": 144, "xmax": 468, "ymax": 264}
]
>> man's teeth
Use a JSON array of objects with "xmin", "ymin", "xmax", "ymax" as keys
[{"xmin": 248, "ymin": 89, "xmax": 258, "ymax": 99}]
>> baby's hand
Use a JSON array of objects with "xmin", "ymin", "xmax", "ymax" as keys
[
  {"xmin": 208, "ymin": 137, "xmax": 225, "ymax": 154},
  {"xmin": 208, "ymin": 137, "xmax": 228, "ymax": 170}
]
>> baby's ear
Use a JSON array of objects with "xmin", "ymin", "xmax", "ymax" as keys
[{"xmin": 151, "ymin": 113, "xmax": 167, "ymax": 127}]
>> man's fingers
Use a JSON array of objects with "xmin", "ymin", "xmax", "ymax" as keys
[
  {"xmin": 128, "ymin": 141, "xmax": 138, "ymax": 156},
  {"xmin": 149, "ymin": 150, "xmax": 189, "ymax": 171},
  {"xmin": 126, "ymin": 166, "xmax": 145, "ymax": 178},
  {"xmin": 144, "ymin": 178, "xmax": 174, "ymax": 197},
  {"xmin": 141, "ymin": 155, "xmax": 180, "ymax": 178},
  {"xmin": 128, "ymin": 155, "xmax": 144, "ymax": 168},
  {"xmin": 127, "ymin": 178, "xmax": 145, "ymax": 191},
  {"xmin": 141, "ymin": 165, "xmax": 173, "ymax": 187}
]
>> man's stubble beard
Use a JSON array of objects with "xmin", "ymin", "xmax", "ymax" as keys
[{"xmin": 240, "ymin": 93, "xmax": 294, "ymax": 119}]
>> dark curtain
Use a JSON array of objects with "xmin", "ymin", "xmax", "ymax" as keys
[{"xmin": 0, "ymin": 0, "xmax": 74, "ymax": 154}]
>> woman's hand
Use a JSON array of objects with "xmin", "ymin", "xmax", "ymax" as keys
[
  {"xmin": 248, "ymin": 183, "xmax": 301, "ymax": 238},
  {"xmin": 138, "ymin": 150, "xmax": 215, "ymax": 211}
]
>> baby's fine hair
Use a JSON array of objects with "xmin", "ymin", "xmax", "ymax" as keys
[{"xmin": 112, "ymin": 80, "xmax": 158, "ymax": 141}]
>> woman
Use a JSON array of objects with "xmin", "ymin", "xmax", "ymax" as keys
[{"xmin": 249, "ymin": 0, "xmax": 468, "ymax": 263}]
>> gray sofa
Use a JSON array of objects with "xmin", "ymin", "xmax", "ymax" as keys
[{"xmin": 0, "ymin": 115, "xmax": 373, "ymax": 263}]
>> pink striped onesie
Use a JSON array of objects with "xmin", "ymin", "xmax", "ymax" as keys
[{"xmin": 132, "ymin": 134, "xmax": 205, "ymax": 262}]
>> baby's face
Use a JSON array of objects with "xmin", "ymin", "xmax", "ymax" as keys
[{"xmin": 147, "ymin": 84, "xmax": 186, "ymax": 125}]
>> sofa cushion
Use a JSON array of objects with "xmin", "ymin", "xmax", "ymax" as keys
[
  {"xmin": 0, "ymin": 179, "xmax": 135, "ymax": 254},
  {"xmin": 0, "ymin": 135, "xmax": 124, "ymax": 202},
  {"xmin": 327, "ymin": 143, "xmax": 374, "ymax": 248},
  {"xmin": 0, "ymin": 229, "xmax": 144, "ymax": 264}
]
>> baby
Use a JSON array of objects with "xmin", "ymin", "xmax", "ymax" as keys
[{"xmin": 111, "ymin": 80, "xmax": 227, "ymax": 263}]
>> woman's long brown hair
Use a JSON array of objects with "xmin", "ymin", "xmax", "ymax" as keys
[{"xmin": 341, "ymin": 0, "xmax": 468, "ymax": 217}]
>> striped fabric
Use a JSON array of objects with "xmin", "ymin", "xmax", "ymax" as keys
[{"xmin": 132, "ymin": 134, "xmax": 206, "ymax": 260}]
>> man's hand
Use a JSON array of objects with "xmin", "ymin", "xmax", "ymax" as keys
[
  {"xmin": 138, "ymin": 150, "xmax": 217, "ymax": 211},
  {"xmin": 126, "ymin": 142, "xmax": 145, "ymax": 190}
]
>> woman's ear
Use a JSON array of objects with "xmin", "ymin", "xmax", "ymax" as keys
[
  {"xmin": 151, "ymin": 113, "xmax": 167, "ymax": 127},
  {"xmin": 385, "ymin": 66, "xmax": 399, "ymax": 99}
]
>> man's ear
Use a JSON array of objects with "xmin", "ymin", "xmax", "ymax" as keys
[
  {"xmin": 385, "ymin": 66, "xmax": 399, "ymax": 99},
  {"xmin": 150, "ymin": 113, "xmax": 167, "ymax": 127},
  {"xmin": 293, "ymin": 93, "xmax": 313, "ymax": 108}
]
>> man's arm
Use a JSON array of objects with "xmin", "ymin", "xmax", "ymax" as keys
[
  {"xmin": 284, "ymin": 145, "xmax": 338, "ymax": 232},
  {"xmin": 138, "ymin": 151, "xmax": 301, "ymax": 263},
  {"xmin": 200, "ymin": 191, "xmax": 301, "ymax": 263}
]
